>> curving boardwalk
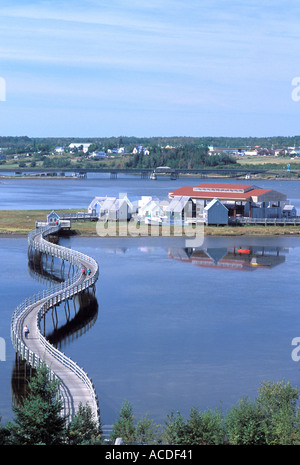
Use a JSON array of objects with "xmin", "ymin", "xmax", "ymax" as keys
[{"xmin": 11, "ymin": 223, "xmax": 100, "ymax": 425}]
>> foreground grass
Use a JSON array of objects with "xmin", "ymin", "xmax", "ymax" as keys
[
  {"xmin": 0, "ymin": 209, "xmax": 79, "ymax": 235},
  {"xmin": 1, "ymin": 209, "xmax": 300, "ymax": 237}
]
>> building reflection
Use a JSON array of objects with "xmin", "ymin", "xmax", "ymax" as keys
[{"xmin": 168, "ymin": 246, "xmax": 287, "ymax": 271}]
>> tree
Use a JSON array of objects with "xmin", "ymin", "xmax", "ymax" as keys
[
  {"xmin": 8, "ymin": 364, "xmax": 66, "ymax": 445},
  {"xmin": 66, "ymin": 402, "xmax": 103, "ymax": 445},
  {"xmin": 110, "ymin": 400, "xmax": 136, "ymax": 444},
  {"xmin": 135, "ymin": 413, "xmax": 161, "ymax": 444},
  {"xmin": 163, "ymin": 411, "xmax": 186, "ymax": 445},
  {"xmin": 163, "ymin": 408, "xmax": 225, "ymax": 445},
  {"xmin": 257, "ymin": 380, "xmax": 300, "ymax": 445},
  {"xmin": 0, "ymin": 415, "xmax": 10, "ymax": 445},
  {"xmin": 225, "ymin": 397, "xmax": 265, "ymax": 445},
  {"xmin": 184, "ymin": 407, "xmax": 225, "ymax": 445}
]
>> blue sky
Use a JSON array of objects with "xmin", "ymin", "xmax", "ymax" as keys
[{"xmin": 0, "ymin": 0, "xmax": 300, "ymax": 137}]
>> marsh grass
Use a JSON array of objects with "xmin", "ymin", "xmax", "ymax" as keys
[{"xmin": 1, "ymin": 209, "xmax": 300, "ymax": 237}]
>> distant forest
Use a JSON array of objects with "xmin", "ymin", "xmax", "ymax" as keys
[
  {"xmin": 1, "ymin": 135, "xmax": 300, "ymax": 151},
  {"xmin": 125, "ymin": 144, "xmax": 236, "ymax": 169}
]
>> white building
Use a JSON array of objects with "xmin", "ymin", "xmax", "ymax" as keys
[
  {"xmin": 139, "ymin": 198, "xmax": 164, "ymax": 221},
  {"xmin": 69, "ymin": 143, "xmax": 92, "ymax": 153},
  {"xmin": 88, "ymin": 197, "xmax": 108, "ymax": 215},
  {"xmin": 165, "ymin": 196, "xmax": 196, "ymax": 222},
  {"xmin": 88, "ymin": 196, "xmax": 133, "ymax": 221},
  {"xmin": 89, "ymin": 151, "xmax": 107, "ymax": 158}
]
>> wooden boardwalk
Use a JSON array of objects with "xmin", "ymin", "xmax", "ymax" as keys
[{"xmin": 11, "ymin": 223, "xmax": 100, "ymax": 425}]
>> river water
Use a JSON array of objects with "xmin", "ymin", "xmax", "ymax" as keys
[{"xmin": 1, "ymin": 174, "xmax": 300, "ymax": 429}]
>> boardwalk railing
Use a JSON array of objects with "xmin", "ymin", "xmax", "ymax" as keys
[
  {"xmin": 59, "ymin": 212, "xmax": 98, "ymax": 221},
  {"xmin": 229, "ymin": 216, "xmax": 300, "ymax": 226},
  {"xmin": 11, "ymin": 223, "xmax": 100, "ymax": 425}
]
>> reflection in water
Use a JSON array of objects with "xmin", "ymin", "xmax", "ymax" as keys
[
  {"xmin": 168, "ymin": 246, "xmax": 287, "ymax": 271},
  {"xmin": 11, "ymin": 244, "xmax": 99, "ymax": 410},
  {"xmin": 27, "ymin": 241, "xmax": 78, "ymax": 286},
  {"xmin": 46, "ymin": 292, "xmax": 98, "ymax": 350}
]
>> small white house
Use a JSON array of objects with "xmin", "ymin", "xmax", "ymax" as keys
[
  {"xmin": 100, "ymin": 197, "xmax": 132, "ymax": 221},
  {"xmin": 165, "ymin": 196, "xmax": 195, "ymax": 222},
  {"xmin": 203, "ymin": 198, "xmax": 228, "ymax": 225},
  {"xmin": 88, "ymin": 197, "xmax": 108, "ymax": 215},
  {"xmin": 139, "ymin": 199, "xmax": 164, "ymax": 220},
  {"xmin": 47, "ymin": 210, "xmax": 60, "ymax": 224},
  {"xmin": 89, "ymin": 196, "xmax": 133, "ymax": 221}
]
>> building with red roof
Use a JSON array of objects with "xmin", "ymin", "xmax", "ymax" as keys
[{"xmin": 169, "ymin": 182, "xmax": 287, "ymax": 219}]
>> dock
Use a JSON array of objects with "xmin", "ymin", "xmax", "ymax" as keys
[{"xmin": 11, "ymin": 222, "xmax": 100, "ymax": 425}]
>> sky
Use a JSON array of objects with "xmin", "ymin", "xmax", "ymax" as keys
[{"xmin": 0, "ymin": 0, "xmax": 300, "ymax": 138}]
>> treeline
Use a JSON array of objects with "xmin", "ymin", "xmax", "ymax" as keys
[
  {"xmin": 125, "ymin": 144, "xmax": 236, "ymax": 170},
  {"xmin": 1, "ymin": 365, "xmax": 300, "ymax": 445},
  {"xmin": 108, "ymin": 380, "xmax": 300, "ymax": 445},
  {"xmin": 2, "ymin": 135, "xmax": 300, "ymax": 152}
]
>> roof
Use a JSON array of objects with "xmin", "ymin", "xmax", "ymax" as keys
[
  {"xmin": 165, "ymin": 196, "xmax": 191, "ymax": 212},
  {"xmin": 204, "ymin": 198, "xmax": 228, "ymax": 210},
  {"xmin": 168, "ymin": 183, "xmax": 286, "ymax": 202},
  {"xmin": 140, "ymin": 199, "xmax": 163, "ymax": 212},
  {"xmin": 193, "ymin": 183, "xmax": 255, "ymax": 191},
  {"xmin": 88, "ymin": 196, "xmax": 108, "ymax": 208},
  {"xmin": 47, "ymin": 210, "xmax": 59, "ymax": 217}
]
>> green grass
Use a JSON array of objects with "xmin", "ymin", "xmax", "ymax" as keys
[{"xmin": 1, "ymin": 209, "xmax": 300, "ymax": 237}]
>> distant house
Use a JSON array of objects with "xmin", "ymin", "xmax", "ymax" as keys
[
  {"xmin": 203, "ymin": 199, "xmax": 228, "ymax": 225},
  {"xmin": 132, "ymin": 145, "xmax": 144, "ymax": 154},
  {"xmin": 55, "ymin": 147, "xmax": 64, "ymax": 153},
  {"xmin": 89, "ymin": 151, "xmax": 107, "ymax": 158},
  {"xmin": 47, "ymin": 210, "xmax": 60, "ymax": 224},
  {"xmin": 69, "ymin": 143, "xmax": 91, "ymax": 153}
]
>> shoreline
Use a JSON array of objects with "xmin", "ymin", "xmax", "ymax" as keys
[
  {"xmin": 1, "ymin": 228, "xmax": 300, "ymax": 239},
  {"xmin": 1, "ymin": 174, "xmax": 300, "ymax": 182}
]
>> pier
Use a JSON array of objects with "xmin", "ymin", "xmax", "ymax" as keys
[{"xmin": 10, "ymin": 222, "xmax": 100, "ymax": 425}]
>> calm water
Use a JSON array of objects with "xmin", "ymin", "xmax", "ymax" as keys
[
  {"xmin": 1, "ymin": 173, "xmax": 300, "ymax": 211},
  {"xmin": 1, "ymin": 175, "xmax": 300, "ymax": 428}
]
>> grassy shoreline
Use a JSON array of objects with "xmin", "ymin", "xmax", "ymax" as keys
[{"xmin": 1, "ymin": 209, "xmax": 300, "ymax": 238}]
